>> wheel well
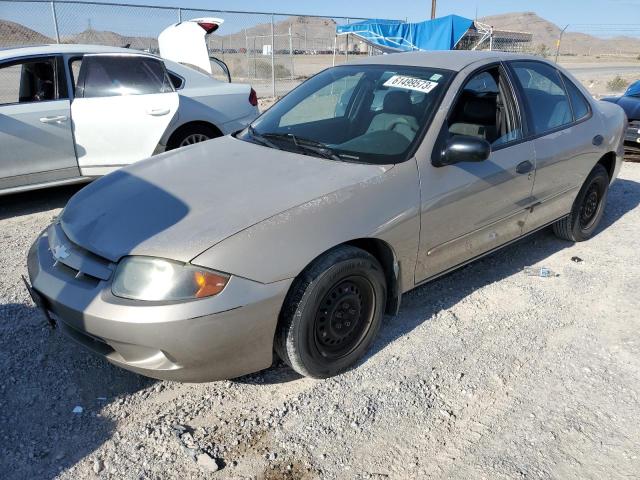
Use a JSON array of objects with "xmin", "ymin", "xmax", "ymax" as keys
[
  {"xmin": 597, "ymin": 152, "xmax": 616, "ymax": 180},
  {"xmin": 344, "ymin": 238, "xmax": 401, "ymax": 315},
  {"xmin": 166, "ymin": 121, "xmax": 223, "ymax": 150}
]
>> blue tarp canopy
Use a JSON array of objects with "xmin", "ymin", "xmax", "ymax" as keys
[
  {"xmin": 626, "ymin": 80, "xmax": 640, "ymax": 97},
  {"xmin": 336, "ymin": 14, "xmax": 474, "ymax": 52}
]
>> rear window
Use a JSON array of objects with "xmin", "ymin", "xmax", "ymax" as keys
[
  {"xmin": 510, "ymin": 61, "xmax": 573, "ymax": 135},
  {"xmin": 78, "ymin": 55, "xmax": 174, "ymax": 98},
  {"xmin": 562, "ymin": 74, "xmax": 591, "ymax": 121}
]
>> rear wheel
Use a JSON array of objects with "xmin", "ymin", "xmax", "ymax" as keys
[
  {"xmin": 167, "ymin": 124, "xmax": 221, "ymax": 150},
  {"xmin": 275, "ymin": 246, "xmax": 386, "ymax": 378},
  {"xmin": 553, "ymin": 163, "xmax": 609, "ymax": 242}
]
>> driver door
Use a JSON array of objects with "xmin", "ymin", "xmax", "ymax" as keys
[
  {"xmin": 415, "ymin": 64, "xmax": 536, "ymax": 283},
  {"xmin": 71, "ymin": 54, "xmax": 179, "ymax": 176},
  {"xmin": 0, "ymin": 55, "xmax": 78, "ymax": 189}
]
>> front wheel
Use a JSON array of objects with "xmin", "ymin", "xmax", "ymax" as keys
[
  {"xmin": 274, "ymin": 246, "xmax": 386, "ymax": 378},
  {"xmin": 553, "ymin": 163, "xmax": 610, "ymax": 242}
]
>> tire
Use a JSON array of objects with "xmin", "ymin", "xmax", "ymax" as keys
[
  {"xmin": 167, "ymin": 124, "xmax": 221, "ymax": 150},
  {"xmin": 274, "ymin": 246, "xmax": 387, "ymax": 378},
  {"xmin": 552, "ymin": 163, "xmax": 610, "ymax": 242}
]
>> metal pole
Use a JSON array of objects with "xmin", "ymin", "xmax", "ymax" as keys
[
  {"xmin": 345, "ymin": 18, "xmax": 350, "ymax": 63},
  {"xmin": 333, "ymin": 35, "xmax": 337, "ymax": 66},
  {"xmin": 489, "ymin": 26, "xmax": 494, "ymax": 51},
  {"xmin": 50, "ymin": 1, "xmax": 61, "ymax": 44},
  {"xmin": 555, "ymin": 25, "xmax": 569, "ymax": 63},
  {"xmin": 289, "ymin": 23, "xmax": 294, "ymax": 79},
  {"xmin": 431, "ymin": 0, "xmax": 437, "ymax": 19},
  {"xmin": 271, "ymin": 14, "xmax": 276, "ymax": 97},
  {"xmin": 178, "ymin": 8, "xmax": 182, "ymax": 22}
]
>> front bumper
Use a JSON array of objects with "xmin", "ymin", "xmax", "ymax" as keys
[
  {"xmin": 624, "ymin": 120, "xmax": 640, "ymax": 151},
  {"xmin": 27, "ymin": 229, "xmax": 292, "ymax": 382}
]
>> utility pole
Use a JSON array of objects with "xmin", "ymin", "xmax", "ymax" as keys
[
  {"xmin": 555, "ymin": 24, "xmax": 569, "ymax": 63},
  {"xmin": 431, "ymin": 0, "xmax": 437, "ymax": 19}
]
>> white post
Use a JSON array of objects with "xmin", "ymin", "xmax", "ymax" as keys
[
  {"xmin": 271, "ymin": 14, "xmax": 276, "ymax": 97},
  {"xmin": 50, "ymin": 1, "xmax": 60, "ymax": 44},
  {"xmin": 289, "ymin": 24, "xmax": 294, "ymax": 79},
  {"xmin": 333, "ymin": 35, "xmax": 337, "ymax": 66}
]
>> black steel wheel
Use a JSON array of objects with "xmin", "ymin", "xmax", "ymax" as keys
[
  {"xmin": 314, "ymin": 276, "xmax": 376, "ymax": 360},
  {"xmin": 275, "ymin": 246, "xmax": 386, "ymax": 378},
  {"xmin": 553, "ymin": 163, "xmax": 610, "ymax": 242}
]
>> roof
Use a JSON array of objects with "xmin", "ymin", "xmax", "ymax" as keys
[
  {"xmin": 347, "ymin": 50, "xmax": 539, "ymax": 72},
  {"xmin": 336, "ymin": 15, "xmax": 475, "ymax": 52},
  {"xmin": 0, "ymin": 44, "xmax": 156, "ymax": 61}
]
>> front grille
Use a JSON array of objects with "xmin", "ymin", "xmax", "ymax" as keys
[{"xmin": 46, "ymin": 222, "xmax": 115, "ymax": 286}]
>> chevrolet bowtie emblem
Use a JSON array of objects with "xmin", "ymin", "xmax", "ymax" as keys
[{"xmin": 52, "ymin": 244, "xmax": 71, "ymax": 261}]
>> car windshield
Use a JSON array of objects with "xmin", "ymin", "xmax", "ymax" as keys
[{"xmin": 238, "ymin": 64, "xmax": 453, "ymax": 164}]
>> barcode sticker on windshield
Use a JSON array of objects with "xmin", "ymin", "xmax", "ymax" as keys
[{"xmin": 383, "ymin": 75, "xmax": 439, "ymax": 93}]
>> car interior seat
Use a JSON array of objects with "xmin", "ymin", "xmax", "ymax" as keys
[
  {"xmin": 32, "ymin": 63, "xmax": 55, "ymax": 102},
  {"xmin": 448, "ymin": 92, "xmax": 498, "ymax": 142},
  {"xmin": 366, "ymin": 90, "xmax": 419, "ymax": 141}
]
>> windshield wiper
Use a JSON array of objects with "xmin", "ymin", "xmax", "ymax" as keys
[
  {"xmin": 260, "ymin": 132, "xmax": 343, "ymax": 160},
  {"xmin": 247, "ymin": 125, "xmax": 282, "ymax": 150}
]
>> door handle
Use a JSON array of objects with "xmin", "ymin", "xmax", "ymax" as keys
[
  {"xmin": 516, "ymin": 160, "xmax": 534, "ymax": 175},
  {"xmin": 592, "ymin": 134, "xmax": 604, "ymax": 146},
  {"xmin": 147, "ymin": 108, "xmax": 170, "ymax": 116},
  {"xmin": 40, "ymin": 115, "xmax": 68, "ymax": 124}
]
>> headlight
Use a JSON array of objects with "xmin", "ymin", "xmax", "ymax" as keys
[{"xmin": 112, "ymin": 257, "xmax": 229, "ymax": 302}]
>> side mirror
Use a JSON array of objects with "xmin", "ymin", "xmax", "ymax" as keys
[{"xmin": 435, "ymin": 135, "xmax": 491, "ymax": 167}]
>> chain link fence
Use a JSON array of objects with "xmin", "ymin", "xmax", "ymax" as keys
[{"xmin": 0, "ymin": 0, "xmax": 385, "ymax": 97}]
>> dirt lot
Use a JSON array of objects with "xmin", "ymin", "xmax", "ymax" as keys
[{"xmin": 1, "ymin": 158, "xmax": 639, "ymax": 479}]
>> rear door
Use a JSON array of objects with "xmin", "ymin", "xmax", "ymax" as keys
[
  {"xmin": 0, "ymin": 55, "xmax": 78, "ymax": 190},
  {"xmin": 507, "ymin": 61, "xmax": 603, "ymax": 232},
  {"xmin": 71, "ymin": 53, "xmax": 178, "ymax": 176}
]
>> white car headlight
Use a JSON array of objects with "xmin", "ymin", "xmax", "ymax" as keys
[{"xmin": 112, "ymin": 257, "xmax": 229, "ymax": 302}]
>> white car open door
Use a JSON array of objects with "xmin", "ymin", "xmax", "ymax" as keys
[{"xmin": 71, "ymin": 53, "xmax": 179, "ymax": 176}]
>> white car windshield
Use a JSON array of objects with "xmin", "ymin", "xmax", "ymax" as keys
[{"xmin": 239, "ymin": 64, "xmax": 453, "ymax": 164}]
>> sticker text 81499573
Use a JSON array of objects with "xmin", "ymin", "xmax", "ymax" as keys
[{"xmin": 383, "ymin": 75, "xmax": 439, "ymax": 94}]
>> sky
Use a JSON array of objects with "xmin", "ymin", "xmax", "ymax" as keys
[
  {"xmin": 83, "ymin": 0, "xmax": 640, "ymax": 28},
  {"xmin": 3, "ymin": 0, "xmax": 640, "ymax": 38}
]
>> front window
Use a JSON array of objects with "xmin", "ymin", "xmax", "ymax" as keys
[
  {"xmin": 0, "ymin": 57, "xmax": 57, "ymax": 105},
  {"xmin": 240, "ymin": 64, "xmax": 453, "ymax": 164}
]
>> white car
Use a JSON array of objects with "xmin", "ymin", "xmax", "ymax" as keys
[{"xmin": 0, "ymin": 41, "xmax": 259, "ymax": 195}]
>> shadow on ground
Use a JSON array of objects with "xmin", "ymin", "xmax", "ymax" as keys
[
  {"xmin": 365, "ymin": 178, "xmax": 640, "ymax": 363},
  {"xmin": 0, "ymin": 184, "xmax": 86, "ymax": 221},
  {"xmin": 0, "ymin": 302, "xmax": 154, "ymax": 479}
]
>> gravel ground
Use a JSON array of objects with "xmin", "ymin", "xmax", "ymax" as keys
[{"xmin": 1, "ymin": 162, "xmax": 640, "ymax": 480}]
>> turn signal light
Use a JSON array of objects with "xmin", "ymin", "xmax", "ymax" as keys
[
  {"xmin": 249, "ymin": 88, "xmax": 258, "ymax": 107},
  {"xmin": 198, "ymin": 22, "xmax": 219, "ymax": 34},
  {"xmin": 194, "ymin": 271, "xmax": 228, "ymax": 298}
]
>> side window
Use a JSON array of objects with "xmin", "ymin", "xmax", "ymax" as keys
[
  {"xmin": 447, "ymin": 67, "xmax": 521, "ymax": 147},
  {"xmin": 510, "ymin": 61, "xmax": 573, "ymax": 134},
  {"xmin": 168, "ymin": 71, "xmax": 184, "ymax": 90},
  {"xmin": 78, "ymin": 55, "xmax": 174, "ymax": 98},
  {"xmin": 562, "ymin": 74, "xmax": 590, "ymax": 121},
  {"xmin": 69, "ymin": 58, "xmax": 82, "ymax": 91},
  {"xmin": 0, "ymin": 57, "xmax": 57, "ymax": 105},
  {"xmin": 280, "ymin": 72, "xmax": 363, "ymax": 127}
]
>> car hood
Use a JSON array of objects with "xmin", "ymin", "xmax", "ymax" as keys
[
  {"xmin": 601, "ymin": 95, "xmax": 640, "ymax": 120},
  {"xmin": 60, "ymin": 136, "xmax": 391, "ymax": 263}
]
